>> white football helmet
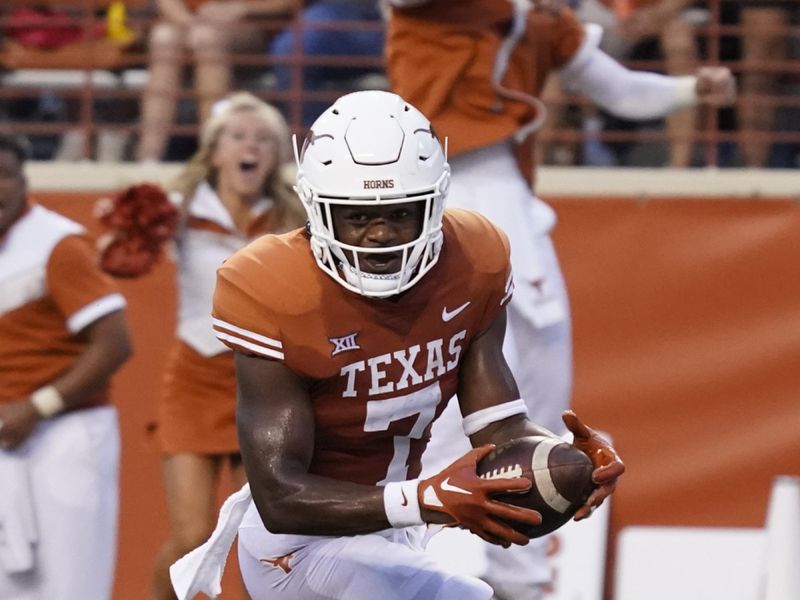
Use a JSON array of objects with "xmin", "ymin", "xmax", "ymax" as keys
[{"xmin": 294, "ymin": 90, "xmax": 450, "ymax": 298}]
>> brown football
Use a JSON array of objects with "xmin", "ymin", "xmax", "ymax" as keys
[{"xmin": 476, "ymin": 435, "xmax": 595, "ymax": 538}]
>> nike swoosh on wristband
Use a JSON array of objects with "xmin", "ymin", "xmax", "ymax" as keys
[
  {"xmin": 440, "ymin": 477, "xmax": 472, "ymax": 495},
  {"xmin": 400, "ymin": 489, "xmax": 408, "ymax": 506},
  {"xmin": 442, "ymin": 301, "xmax": 471, "ymax": 322}
]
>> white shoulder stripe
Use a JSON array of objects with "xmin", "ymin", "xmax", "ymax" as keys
[
  {"xmin": 214, "ymin": 331, "xmax": 285, "ymax": 360},
  {"xmin": 67, "ymin": 293, "xmax": 127, "ymax": 333},
  {"xmin": 211, "ymin": 318, "xmax": 283, "ymax": 349},
  {"xmin": 531, "ymin": 437, "xmax": 572, "ymax": 514},
  {"xmin": 500, "ymin": 272, "xmax": 514, "ymax": 306}
]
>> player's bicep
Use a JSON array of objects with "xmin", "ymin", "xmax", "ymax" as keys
[{"xmin": 235, "ymin": 353, "xmax": 314, "ymax": 504}]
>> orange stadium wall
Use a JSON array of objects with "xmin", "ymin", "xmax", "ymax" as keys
[{"xmin": 31, "ymin": 191, "xmax": 800, "ymax": 600}]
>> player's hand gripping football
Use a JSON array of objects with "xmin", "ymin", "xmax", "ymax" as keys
[
  {"xmin": 418, "ymin": 444, "xmax": 542, "ymax": 547},
  {"xmin": 562, "ymin": 410, "xmax": 625, "ymax": 520}
]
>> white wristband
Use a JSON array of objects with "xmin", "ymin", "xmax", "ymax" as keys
[
  {"xmin": 30, "ymin": 386, "xmax": 66, "ymax": 418},
  {"xmin": 462, "ymin": 399, "xmax": 529, "ymax": 436},
  {"xmin": 383, "ymin": 480, "xmax": 424, "ymax": 528}
]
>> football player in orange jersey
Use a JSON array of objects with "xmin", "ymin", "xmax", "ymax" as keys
[
  {"xmin": 0, "ymin": 134, "xmax": 132, "ymax": 599},
  {"xmin": 168, "ymin": 91, "xmax": 624, "ymax": 600}
]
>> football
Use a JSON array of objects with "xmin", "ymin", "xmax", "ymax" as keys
[{"xmin": 476, "ymin": 435, "xmax": 595, "ymax": 538}]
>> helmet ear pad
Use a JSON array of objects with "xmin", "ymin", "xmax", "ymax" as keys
[{"xmin": 294, "ymin": 90, "xmax": 450, "ymax": 298}]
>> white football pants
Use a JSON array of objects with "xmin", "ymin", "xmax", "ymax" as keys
[
  {"xmin": 0, "ymin": 406, "xmax": 120, "ymax": 600},
  {"xmin": 422, "ymin": 141, "xmax": 573, "ymax": 594},
  {"xmin": 237, "ymin": 503, "xmax": 493, "ymax": 600}
]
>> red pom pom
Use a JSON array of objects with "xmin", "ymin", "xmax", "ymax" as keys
[
  {"xmin": 97, "ymin": 183, "xmax": 179, "ymax": 277},
  {"xmin": 99, "ymin": 235, "xmax": 160, "ymax": 278}
]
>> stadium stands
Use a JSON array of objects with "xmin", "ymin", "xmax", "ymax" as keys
[{"xmin": 1, "ymin": 0, "xmax": 797, "ymax": 165}]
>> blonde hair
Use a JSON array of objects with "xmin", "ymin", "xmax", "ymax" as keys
[{"xmin": 170, "ymin": 91, "xmax": 305, "ymax": 232}]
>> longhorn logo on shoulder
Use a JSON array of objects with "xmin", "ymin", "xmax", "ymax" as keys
[
  {"xmin": 330, "ymin": 332, "xmax": 360, "ymax": 356},
  {"xmin": 363, "ymin": 179, "xmax": 395, "ymax": 190}
]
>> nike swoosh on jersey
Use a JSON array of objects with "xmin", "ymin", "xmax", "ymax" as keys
[
  {"xmin": 441, "ymin": 301, "xmax": 471, "ymax": 322},
  {"xmin": 440, "ymin": 477, "xmax": 472, "ymax": 495}
]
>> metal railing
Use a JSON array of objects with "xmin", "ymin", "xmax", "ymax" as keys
[{"xmin": 0, "ymin": 0, "xmax": 798, "ymax": 166}]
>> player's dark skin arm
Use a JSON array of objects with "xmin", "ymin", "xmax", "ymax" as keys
[
  {"xmin": 236, "ymin": 352, "xmax": 391, "ymax": 536},
  {"xmin": 462, "ymin": 309, "xmax": 625, "ymax": 519},
  {"xmin": 235, "ymin": 307, "xmax": 533, "ymax": 535},
  {"xmin": 458, "ymin": 308, "xmax": 558, "ymax": 448},
  {"xmin": 0, "ymin": 310, "xmax": 132, "ymax": 450}
]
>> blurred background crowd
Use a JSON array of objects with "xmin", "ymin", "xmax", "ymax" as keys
[{"xmin": 0, "ymin": 0, "xmax": 798, "ymax": 168}]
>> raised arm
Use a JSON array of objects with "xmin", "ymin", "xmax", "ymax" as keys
[{"xmin": 561, "ymin": 30, "xmax": 735, "ymax": 121}]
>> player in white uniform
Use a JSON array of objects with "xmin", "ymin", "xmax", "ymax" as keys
[{"xmin": 0, "ymin": 134, "xmax": 132, "ymax": 600}]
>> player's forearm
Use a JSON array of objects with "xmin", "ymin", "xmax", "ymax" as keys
[
  {"xmin": 562, "ymin": 48, "xmax": 698, "ymax": 120},
  {"xmin": 42, "ymin": 310, "xmax": 132, "ymax": 411},
  {"xmin": 248, "ymin": 472, "xmax": 397, "ymax": 536}
]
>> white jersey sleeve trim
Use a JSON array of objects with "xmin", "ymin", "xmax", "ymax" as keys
[
  {"xmin": 214, "ymin": 332, "xmax": 284, "ymax": 360},
  {"xmin": 66, "ymin": 293, "xmax": 127, "ymax": 334},
  {"xmin": 212, "ymin": 318, "xmax": 284, "ymax": 360},
  {"xmin": 462, "ymin": 399, "xmax": 529, "ymax": 436},
  {"xmin": 501, "ymin": 272, "xmax": 514, "ymax": 307},
  {"xmin": 212, "ymin": 317, "xmax": 283, "ymax": 349}
]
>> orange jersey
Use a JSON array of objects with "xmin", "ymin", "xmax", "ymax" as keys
[
  {"xmin": 387, "ymin": 1, "xmax": 586, "ymax": 161},
  {"xmin": 0, "ymin": 205, "xmax": 126, "ymax": 404},
  {"xmin": 212, "ymin": 209, "xmax": 513, "ymax": 485}
]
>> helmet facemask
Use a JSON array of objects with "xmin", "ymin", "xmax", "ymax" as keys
[{"xmin": 294, "ymin": 91, "xmax": 450, "ymax": 298}]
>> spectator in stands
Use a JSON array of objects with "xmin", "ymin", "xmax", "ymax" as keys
[
  {"xmin": 0, "ymin": 2, "xmax": 138, "ymax": 162},
  {"xmin": 136, "ymin": 0, "xmax": 293, "ymax": 163},
  {"xmin": 0, "ymin": 134, "xmax": 132, "ymax": 599},
  {"xmin": 735, "ymin": 0, "xmax": 792, "ymax": 167},
  {"xmin": 269, "ymin": 0, "xmax": 386, "ymax": 127},
  {"xmin": 149, "ymin": 92, "xmax": 304, "ymax": 600}
]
